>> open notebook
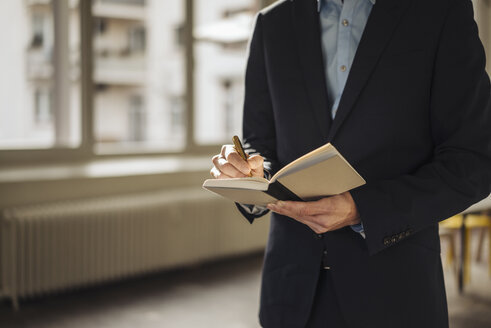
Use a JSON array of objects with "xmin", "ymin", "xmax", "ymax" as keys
[{"xmin": 202, "ymin": 143, "xmax": 365, "ymax": 206}]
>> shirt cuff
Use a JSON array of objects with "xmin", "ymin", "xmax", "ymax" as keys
[{"xmin": 239, "ymin": 203, "xmax": 269, "ymax": 215}]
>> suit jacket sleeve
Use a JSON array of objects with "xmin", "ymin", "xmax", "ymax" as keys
[
  {"xmin": 235, "ymin": 13, "xmax": 281, "ymax": 224},
  {"xmin": 350, "ymin": 0, "xmax": 491, "ymax": 256}
]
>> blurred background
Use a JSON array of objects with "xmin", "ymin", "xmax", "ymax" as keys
[{"xmin": 0, "ymin": 0, "xmax": 490, "ymax": 327}]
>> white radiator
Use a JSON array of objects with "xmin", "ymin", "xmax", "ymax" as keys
[{"xmin": 0, "ymin": 188, "xmax": 270, "ymax": 309}]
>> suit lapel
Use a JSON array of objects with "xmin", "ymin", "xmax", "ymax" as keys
[
  {"xmin": 292, "ymin": 0, "xmax": 331, "ymax": 141},
  {"xmin": 327, "ymin": 0, "xmax": 413, "ymax": 141}
]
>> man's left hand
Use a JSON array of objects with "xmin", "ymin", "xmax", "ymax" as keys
[{"xmin": 266, "ymin": 192, "xmax": 361, "ymax": 234}]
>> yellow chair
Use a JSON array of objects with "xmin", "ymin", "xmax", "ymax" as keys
[
  {"xmin": 439, "ymin": 225, "xmax": 458, "ymax": 276},
  {"xmin": 466, "ymin": 214, "xmax": 491, "ymax": 277},
  {"xmin": 439, "ymin": 213, "xmax": 491, "ymax": 291}
]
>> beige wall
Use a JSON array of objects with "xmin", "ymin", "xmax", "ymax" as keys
[{"xmin": 474, "ymin": 0, "xmax": 491, "ymax": 72}]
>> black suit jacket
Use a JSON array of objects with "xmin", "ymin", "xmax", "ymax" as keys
[{"xmin": 237, "ymin": 0, "xmax": 491, "ymax": 327}]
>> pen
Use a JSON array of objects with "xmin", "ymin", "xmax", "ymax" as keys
[{"xmin": 232, "ymin": 135, "xmax": 252, "ymax": 177}]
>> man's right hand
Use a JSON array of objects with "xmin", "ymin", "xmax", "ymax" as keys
[{"xmin": 210, "ymin": 145, "xmax": 264, "ymax": 179}]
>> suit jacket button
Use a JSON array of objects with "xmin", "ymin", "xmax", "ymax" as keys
[{"xmin": 317, "ymin": 234, "xmax": 323, "ymax": 239}]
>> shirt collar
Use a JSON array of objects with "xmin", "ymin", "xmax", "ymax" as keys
[{"xmin": 317, "ymin": 0, "xmax": 376, "ymax": 12}]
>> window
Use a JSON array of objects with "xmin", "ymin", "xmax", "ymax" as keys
[
  {"xmin": 0, "ymin": 0, "xmax": 269, "ymax": 162},
  {"xmin": 222, "ymin": 79, "xmax": 244, "ymax": 138},
  {"xmin": 34, "ymin": 87, "xmax": 53, "ymax": 124},
  {"xmin": 0, "ymin": 0, "xmax": 80, "ymax": 150},
  {"xmin": 194, "ymin": 0, "xmax": 258, "ymax": 145},
  {"xmin": 31, "ymin": 12, "xmax": 49, "ymax": 50},
  {"xmin": 93, "ymin": 0, "xmax": 186, "ymax": 153},
  {"xmin": 128, "ymin": 25, "xmax": 146, "ymax": 55},
  {"xmin": 128, "ymin": 94, "xmax": 145, "ymax": 142}
]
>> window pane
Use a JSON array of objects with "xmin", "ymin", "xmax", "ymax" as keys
[
  {"xmin": 93, "ymin": 0, "xmax": 186, "ymax": 153},
  {"xmin": 0, "ymin": 0, "xmax": 81, "ymax": 150},
  {"xmin": 194, "ymin": 0, "xmax": 259, "ymax": 145}
]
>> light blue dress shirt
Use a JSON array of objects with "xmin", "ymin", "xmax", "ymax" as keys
[
  {"xmin": 241, "ymin": 0, "xmax": 375, "ymax": 236},
  {"xmin": 318, "ymin": 0, "xmax": 375, "ymax": 234},
  {"xmin": 318, "ymin": 0, "xmax": 376, "ymax": 117}
]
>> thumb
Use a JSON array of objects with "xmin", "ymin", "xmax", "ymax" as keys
[
  {"xmin": 247, "ymin": 155, "xmax": 264, "ymax": 169},
  {"xmin": 248, "ymin": 155, "xmax": 264, "ymax": 178}
]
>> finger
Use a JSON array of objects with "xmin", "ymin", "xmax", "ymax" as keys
[
  {"xmin": 247, "ymin": 155, "xmax": 264, "ymax": 169},
  {"xmin": 278, "ymin": 199, "xmax": 331, "ymax": 217},
  {"xmin": 267, "ymin": 203, "xmax": 327, "ymax": 233},
  {"xmin": 220, "ymin": 144, "xmax": 231, "ymax": 158},
  {"xmin": 210, "ymin": 166, "xmax": 233, "ymax": 179},
  {"xmin": 269, "ymin": 201, "xmax": 313, "ymax": 217},
  {"xmin": 250, "ymin": 167, "xmax": 264, "ymax": 178},
  {"xmin": 212, "ymin": 154, "xmax": 221, "ymax": 167},
  {"xmin": 268, "ymin": 202, "xmax": 325, "ymax": 227},
  {"xmin": 301, "ymin": 214, "xmax": 328, "ymax": 230},
  {"xmin": 285, "ymin": 212, "xmax": 327, "ymax": 233},
  {"xmin": 224, "ymin": 147, "xmax": 251, "ymax": 175},
  {"xmin": 267, "ymin": 202, "xmax": 299, "ymax": 218},
  {"xmin": 310, "ymin": 213, "xmax": 346, "ymax": 232},
  {"xmin": 215, "ymin": 157, "xmax": 248, "ymax": 178},
  {"xmin": 303, "ymin": 219, "xmax": 328, "ymax": 234}
]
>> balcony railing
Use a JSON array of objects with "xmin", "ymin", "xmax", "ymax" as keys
[
  {"xmin": 93, "ymin": 0, "xmax": 146, "ymax": 21},
  {"xmin": 94, "ymin": 56, "xmax": 146, "ymax": 85},
  {"xmin": 96, "ymin": 0, "xmax": 145, "ymax": 6}
]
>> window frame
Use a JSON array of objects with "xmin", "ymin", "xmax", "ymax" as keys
[
  {"xmin": 0, "ymin": 0, "xmax": 281, "ymax": 167},
  {"xmin": 0, "ymin": 0, "xmax": 220, "ymax": 167}
]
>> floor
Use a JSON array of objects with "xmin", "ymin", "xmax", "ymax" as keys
[{"xmin": 0, "ymin": 250, "xmax": 490, "ymax": 328}]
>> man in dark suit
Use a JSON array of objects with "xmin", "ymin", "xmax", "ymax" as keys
[{"xmin": 210, "ymin": 0, "xmax": 491, "ymax": 327}]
